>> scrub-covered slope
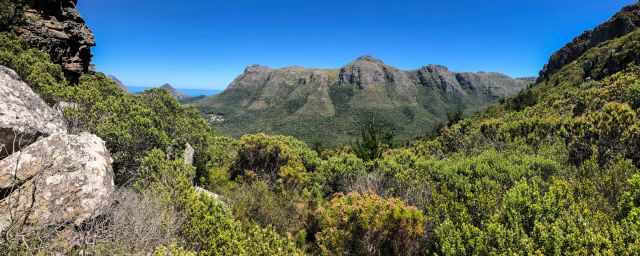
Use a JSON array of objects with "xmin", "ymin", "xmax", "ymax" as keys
[{"xmin": 195, "ymin": 56, "xmax": 529, "ymax": 146}]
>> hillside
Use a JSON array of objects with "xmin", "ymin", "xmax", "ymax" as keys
[
  {"xmin": 195, "ymin": 56, "xmax": 530, "ymax": 146},
  {"xmin": 4, "ymin": 0, "xmax": 640, "ymax": 255}
]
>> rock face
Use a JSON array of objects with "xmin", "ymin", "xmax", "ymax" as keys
[
  {"xmin": 13, "ymin": 0, "xmax": 95, "ymax": 82},
  {"xmin": 183, "ymin": 143, "xmax": 194, "ymax": 166},
  {"xmin": 0, "ymin": 132, "xmax": 114, "ymax": 234},
  {"xmin": 538, "ymin": 3, "xmax": 640, "ymax": 81},
  {"xmin": 0, "ymin": 66, "xmax": 66, "ymax": 158},
  {"xmin": 195, "ymin": 56, "xmax": 530, "ymax": 146}
]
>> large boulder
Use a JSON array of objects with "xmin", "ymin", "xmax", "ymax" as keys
[
  {"xmin": 0, "ymin": 132, "xmax": 114, "ymax": 234},
  {"xmin": 0, "ymin": 66, "xmax": 66, "ymax": 159}
]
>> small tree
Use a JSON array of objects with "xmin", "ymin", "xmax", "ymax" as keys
[{"xmin": 352, "ymin": 118, "xmax": 394, "ymax": 161}]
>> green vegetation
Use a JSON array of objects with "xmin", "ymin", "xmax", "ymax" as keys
[
  {"xmin": 0, "ymin": 0, "xmax": 25, "ymax": 29},
  {"xmin": 315, "ymin": 192, "xmax": 426, "ymax": 256},
  {"xmin": 0, "ymin": 32, "xmax": 301, "ymax": 255},
  {"xmin": 5, "ymin": 2, "xmax": 640, "ymax": 254},
  {"xmin": 194, "ymin": 59, "xmax": 528, "ymax": 148}
]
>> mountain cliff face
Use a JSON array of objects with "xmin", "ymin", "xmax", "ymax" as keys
[
  {"xmin": 195, "ymin": 56, "xmax": 530, "ymax": 145},
  {"xmin": 539, "ymin": 3, "xmax": 640, "ymax": 81},
  {"xmin": 5, "ymin": 0, "xmax": 95, "ymax": 82}
]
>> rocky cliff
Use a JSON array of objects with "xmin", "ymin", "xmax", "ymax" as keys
[
  {"xmin": 538, "ymin": 2, "xmax": 640, "ymax": 81},
  {"xmin": 6, "ymin": 0, "xmax": 95, "ymax": 82},
  {"xmin": 195, "ymin": 56, "xmax": 530, "ymax": 145}
]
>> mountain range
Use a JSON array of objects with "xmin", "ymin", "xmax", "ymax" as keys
[{"xmin": 194, "ymin": 56, "xmax": 531, "ymax": 146}]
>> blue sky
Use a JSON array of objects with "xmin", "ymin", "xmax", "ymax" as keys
[{"xmin": 78, "ymin": 0, "xmax": 636, "ymax": 90}]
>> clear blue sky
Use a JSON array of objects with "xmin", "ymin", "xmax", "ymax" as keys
[{"xmin": 77, "ymin": 0, "xmax": 637, "ymax": 90}]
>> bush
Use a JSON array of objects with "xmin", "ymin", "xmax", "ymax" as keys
[
  {"xmin": 181, "ymin": 190, "xmax": 304, "ymax": 256},
  {"xmin": 226, "ymin": 180, "xmax": 313, "ymax": 239},
  {"xmin": 315, "ymin": 192, "xmax": 426, "ymax": 256},
  {"xmin": 229, "ymin": 133, "xmax": 320, "ymax": 189},
  {"xmin": 0, "ymin": 33, "xmax": 69, "ymax": 103},
  {"xmin": 316, "ymin": 152, "xmax": 368, "ymax": 196}
]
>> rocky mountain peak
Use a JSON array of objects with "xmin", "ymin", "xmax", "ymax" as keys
[
  {"xmin": 339, "ymin": 55, "xmax": 398, "ymax": 88},
  {"xmin": 244, "ymin": 64, "xmax": 271, "ymax": 74},
  {"xmin": 419, "ymin": 64, "xmax": 451, "ymax": 74},
  {"xmin": 538, "ymin": 2, "xmax": 640, "ymax": 82},
  {"xmin": 353, "ymin": 55, "xmax": 385, "ymax": 65}
]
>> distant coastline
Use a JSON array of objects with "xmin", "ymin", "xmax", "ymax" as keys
[{"xmin": 126, "ymin": 86, "xmax": 221, "ymax": 97}]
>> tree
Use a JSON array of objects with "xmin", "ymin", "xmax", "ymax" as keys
[{"xmin": 352, "ymin": 118, "xmax": 394, "ymax": 161}]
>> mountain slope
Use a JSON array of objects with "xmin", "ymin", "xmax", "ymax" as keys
[
  {"xmin": 195, "ymin": 56, "xmax": 529, "ymax": 146},
  {"xmin": 538, "ymin": 3, "xmax": 640, "ymax": 81}
]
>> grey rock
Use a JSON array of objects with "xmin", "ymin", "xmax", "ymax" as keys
[
  {"xmin": 0, "ymin": 66, "xmax": 66, "ymax": 159},
  {"xmin": 183, "ymin": 143, "xmax": 194, "ymax": 166},
  {"xmin": 0, "ymin": 132, "xmax": 114, "ymax": 234},
  {"xmin": 14, "ymin": 0, "xmax": 95, "ymax": 82}
]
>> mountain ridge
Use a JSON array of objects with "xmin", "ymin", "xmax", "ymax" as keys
[{"xmin": 195, "ymin": 55, "xmax": 531, "ymax": 146}]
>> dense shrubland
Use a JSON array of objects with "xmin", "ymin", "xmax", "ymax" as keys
[{"xmin": 4, "ymin": 11, "xmax": 640, "ymax": 256}]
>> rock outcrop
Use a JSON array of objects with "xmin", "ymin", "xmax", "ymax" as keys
[
  {"xmin": 195, "ymin": 56, "xmax": 531, "ymax": 146},
  {"xmin": 0, "ymin": 66, "xmax": 114, "ymax": 235},
  {"xmin": 538, "ymin": 2, "xmax": 640, "ymax": 81},
  {"xmin": 183, "ymin": 143, "xmax": 194, "ymax": 166},
  {"xmin": 0, "ymin": 66, "xmax": 66, "ymax": 158},
  {"xmin": 0, "ymin": 132, "xmax": 114, "ymax": 234},
  {"xmin": 13, "ymin": 0, "xmax": 95, "ymax": 82}
]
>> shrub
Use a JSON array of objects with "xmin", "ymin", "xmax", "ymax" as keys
[
  {"xmin": 316, "ymin": 152, "xmax": 368, "ymax": 196},
  {"xmin": 226, "ymin": 180, "xmax": 313, "ymax": 238},
  {"xmin": 315, "ymin": 192, "xmax": 426, "ymax": 256},
  {"xmin": 352, "ymin": 119, "xmax": 394, "ymax": 161},
  {"xmin": 181, "ymin": 190, "xmax": 304, "ymax": 256},
  {"xmin": 229, "ymin": 133, "xmax": 319, "ymax": 189},
  {"xmin": 0, "ymin": 33, "xmax": 68, "ymax": 103}
]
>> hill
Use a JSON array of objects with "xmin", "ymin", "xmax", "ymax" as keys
[
  {"xmin": 194, "ymin": 56, "xmax": 530, "ymax": 146},
  {"xmin": 159, "ymin": 83, "xmax": 189, "ymax": 100}
]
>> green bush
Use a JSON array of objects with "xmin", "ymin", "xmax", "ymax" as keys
[
  {"xmin": 229, "ymin": 133, "xmax": 320, "ymax": 189},
  {"xmin": 181, "ymin": 190, "xmax": 304, "ymax": 256},
  {"xmin": 0, "ymin": 33, "xmax": 69, "ymax": 103},
  {"xmin": 315, "ymin": 192, "xmax": 426, "ymax": 256},
  {"xmin": 316, "ymin": 152, "xmax": 368, "ymax": 196}
]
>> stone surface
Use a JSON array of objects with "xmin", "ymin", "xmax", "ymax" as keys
[
  {"xmin": 538, "ymin": 3, "xmax": 640, "ymax": 81},
  {"xmin": 14, "ymin": 0, "xmax": 95, "ymax": 82},
  {"xmin": 0, "ymin": 66, "xmax": 66, "ymax": 159},
  {"xmin": 0, "ymin": 132, "xmax": 114, "ymax": 233},
  {"xmin": 183, "ymin": 143, "xmax": 194, "ymax": 166}
]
